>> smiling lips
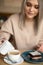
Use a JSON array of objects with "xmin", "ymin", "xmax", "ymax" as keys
[{"xmin": 27, "ymin": 12, "xmax": 34, "ymax": 15}]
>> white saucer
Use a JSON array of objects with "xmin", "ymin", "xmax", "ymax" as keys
[{"xmin": 4, "ymin": 56, "xmax": 24, "ymax": 65}]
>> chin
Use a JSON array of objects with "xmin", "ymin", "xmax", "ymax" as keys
[
  {"xmin": 27, "ymin": 16, "xmax": 34, "ymax": 19},
  {"xmin": 26, "ymin": 15, "xmax": 34, "ymax": 19}
]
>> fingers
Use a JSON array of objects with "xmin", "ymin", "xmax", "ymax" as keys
[
  {"xmin": 36, "ymin": 40, "xmax": 43, "ymax": 49},
  {"xmin": 34, "ymin": 44, "xmax": 41, "ymax": 50},
  {"xmin": 0, "ymin": 38, "xmax": 6, "ymax": 45},
  {"xmin": 37, "ymin": 44, "xmax": 43, "ymax": 52},
  {"xmin": 36, "ymin": 44, "xmax": 41, "ymax": 49},
  {"xmin": 37, "ymin": 40, "xmax": 43, "ymax": 52}
]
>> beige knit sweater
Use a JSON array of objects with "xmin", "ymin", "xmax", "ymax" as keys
[{"xmin": 1, "ymin": 14, "xmax": 43, "ymax": 50}]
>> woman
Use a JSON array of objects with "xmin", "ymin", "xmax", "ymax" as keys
[{"xmin": 0, "ymin": 0, "xmax": 43, "ymax": 51}]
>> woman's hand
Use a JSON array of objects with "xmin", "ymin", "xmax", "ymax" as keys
[
  {"xmin": 36, "ymin": 40, "xmax": 43, "ymax": 52},
  {"xmin": 37, "ymin": 44, "xmax": 43, "ymax": 52},
  {"xmin": 0, "ymin": 38, "xmax": 6, "ymax": 45}
]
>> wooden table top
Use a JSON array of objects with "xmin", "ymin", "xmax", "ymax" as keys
[{"xmin": 0, "ymin": 50, "xmax": 43, "ymax": 65}]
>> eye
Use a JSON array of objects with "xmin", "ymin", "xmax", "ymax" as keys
[
  {"xmin": 26, "ymin": 2, "xmax": 32, "ymax": 7},
  {"xmin": 34, "ymin": 5, "xmax": 39, "ymax": 9}
]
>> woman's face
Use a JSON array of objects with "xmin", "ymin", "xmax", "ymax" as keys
[{"xmin": 24, "ymin": 0, "xmax": 39, "ymax": 19}]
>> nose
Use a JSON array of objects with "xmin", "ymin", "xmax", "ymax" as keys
[{"xmin": 30, "ymin": 6, "xmax": 34, "ymax": 12}]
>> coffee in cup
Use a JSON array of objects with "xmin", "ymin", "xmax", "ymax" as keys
[{"xmin": 8, "ymin": 50, "xmax": 20, "ymax": 62}]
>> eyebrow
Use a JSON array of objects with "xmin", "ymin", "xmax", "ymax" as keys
[{"xmin": 26, "ymin": 1, "xmax": 39, "ymax": 6}]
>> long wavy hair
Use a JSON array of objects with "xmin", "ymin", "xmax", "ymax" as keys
[{"xmin": 19, "ymin": 0, "xmax": 43, "ymax": 34}]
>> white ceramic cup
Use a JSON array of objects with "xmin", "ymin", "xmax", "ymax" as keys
[{"xmin": 8, "ymin": 50, "xmax": 20, "ymax": 62}]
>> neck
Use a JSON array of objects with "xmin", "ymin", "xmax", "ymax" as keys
[
  {"xmin": 25, "ymin": 18, "xmax": 34, "ymax": 24},
  {"xmin": 25, "ymin": 18, "xmax": 34, "ymax": 28}
]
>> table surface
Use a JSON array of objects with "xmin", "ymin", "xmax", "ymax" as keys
[{"xmin": 0, "ymin": 50, "xmax": 43, "ymax": 65}]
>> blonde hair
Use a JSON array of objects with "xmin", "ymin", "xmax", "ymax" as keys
[{"xmin": 19, "ymin": 0, "xmax": 43, "ymax": 34}]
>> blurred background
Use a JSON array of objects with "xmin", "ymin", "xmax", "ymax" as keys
[{"xmin": 0, "ymin": 0, "xmax": 23, "ymax": 28}]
